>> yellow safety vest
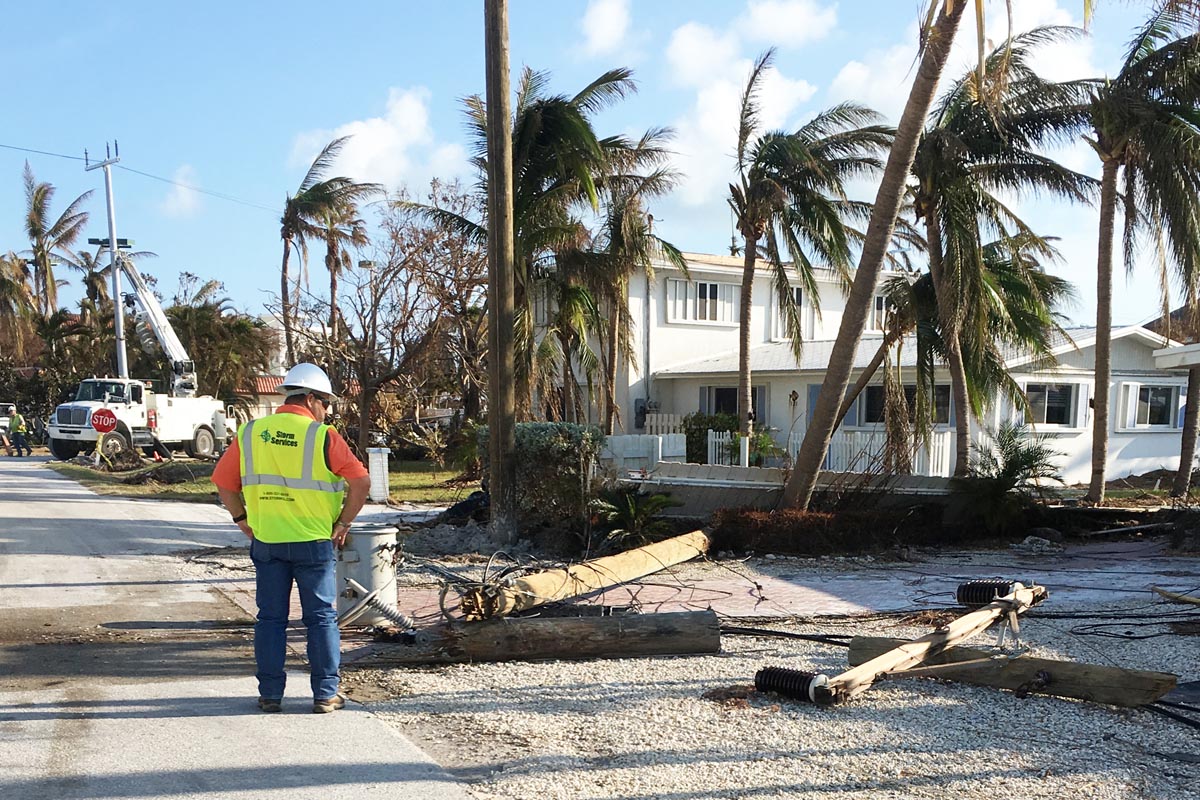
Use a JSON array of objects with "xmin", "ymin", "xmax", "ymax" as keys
[
  {"xmin": 238, "ymin": 412, "xmax": 345, "ymax": 543},
  {"xmin": 10, "ymin": 413, "xmax": 26, "ymax": 433}
]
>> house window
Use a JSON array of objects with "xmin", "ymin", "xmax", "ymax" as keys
[
  {"xmin": 1138, "ymin": 386, "xmax": 1175, "ymax": 426},
  {"xmin": 861, "ymin": 385, "xmax": 951, "ymax": 425},
  {"xmin": 1026, "ymin": 383, "xmax": 1076, "ymax": 426},
  {"xmin": 772, "ymin": 286, "xmax": 809, "ymax": 340},
  {"xmin": 666, "ymin": 279, "xmax": 738, "ymax": 324},
  {"xmin": 867, "ymin": 294, "xmax": 892, "ymax": 332},
  {"xmin": 532, "ymin": 283, "xmax": 551, "ymax": 326},
  {"xmin": 701, "ymin": 385, "xmax": 765, "ymax": 422}
]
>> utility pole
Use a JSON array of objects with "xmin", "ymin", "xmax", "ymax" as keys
[
  {"xmin": 85, "ymin": 142, "xmax": 127, "ymax": 379},
  {"xmin": 484, "ymin": 0, "xmax": 518, "ymax": 544}
]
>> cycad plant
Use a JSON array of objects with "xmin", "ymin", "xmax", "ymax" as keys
[
  {"xmin": 589, "ymin": 485, "xmax": 681, "ymax": 552},
  {"xmin": 952, "ymin": 422, "xmax": 1064, "ymax": 534}
]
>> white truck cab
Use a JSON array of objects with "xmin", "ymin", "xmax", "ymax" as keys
[{"xmin": 47, "ymin": 377, "xmax": 233, "ymax": 460}]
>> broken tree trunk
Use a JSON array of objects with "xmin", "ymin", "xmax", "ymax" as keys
[
  {"xmin": 353, "ymin": 610, "xmax": 720, "ymax": 666},
  {"xmin": 848, "ymin": 636, "xmax": 1177, "ymax": 707},
  {"xmin": 814, "ymin": 584, "xmax": 1047, "ymax": 704},
  {"xmin": 460, "ymin": 529, "xmax": 710, "ymax": 620}
]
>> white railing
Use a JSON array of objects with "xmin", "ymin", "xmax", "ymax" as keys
[
  {"xmin": 644, "ymin": 413, "xmax": 683, "ymax": 435},
  {"xmin": 601, "ymin": 433, "xmax": 686, "ymax": 473},
  {"xmin": 785, "ymin": 429, "xmax": 952, "ymax": 477}
]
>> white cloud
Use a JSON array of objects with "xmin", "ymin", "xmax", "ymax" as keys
[
  {"xmin": 737, "ymin": 0, "xmax": 838, "ymax": 47},
  {"xmin": 580, "ymin": 0, "xmax": 631, "ymax": 56},
  {"xmin": 289, "ymin": 87, "xmax": 468, "ymax": 192},
  {"xmin": 664, "ymin": 16, "xmax": 823, "ymax": 208},
  {"xmin": 162, "ymin": 164, "xmax": 201, "ymax": 218}
]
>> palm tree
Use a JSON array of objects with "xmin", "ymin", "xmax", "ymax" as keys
[
  {"xmin": 730, "ymin": 50, "xmax": 894, "ymax": 440},
  {"xmin": 318, "ymin": 204, "xmax": 370, "ymax": 338},
  {"xmin": 0, "ymin": 252, "xmax": 34, "ymax": 359},
  {"xmin": 22, "ymin": 163, "xmax": 91, "ymax": 317},
  {"xmin": 911, "ymin": 27, "xmax": 1095, "ymax": 475},
  {"xmin": 1086, "ymin": 8, "xmax": 1200, "ymax": 503},
  {"xmin": 422, "ymin": 66, "xmax": 664, "ymax": 416},
  {"xmin": 783, "ymin": 0, "xmax": 1144, "ymax": 508},
  {"xmin": 589, "ymin": 176, "xmax": 688, "ymax": 434},
  {"xmin": 279, "ymin": 137, "xmax": 381, "ymax": 364}
]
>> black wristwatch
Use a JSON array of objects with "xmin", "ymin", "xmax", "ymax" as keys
[{"xmin": 231, "ymin": 513, "xmax": 247, "ymax": 524}]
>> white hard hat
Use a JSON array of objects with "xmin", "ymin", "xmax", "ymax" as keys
[{"xmin": 280, "ymin": 363, "xmax": 335, "ymax": 398}]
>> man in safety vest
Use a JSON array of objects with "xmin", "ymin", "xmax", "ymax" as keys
[
  {"xmin": 9, "ymin": 408, "xmax": 31, "ymax": 457},
  {"xmin": 212, "ymin": 363, "xmax": 371, "ymax": 713}
]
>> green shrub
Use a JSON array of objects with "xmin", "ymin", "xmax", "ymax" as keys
[
  {"xmin": 477, "ymin": 421, "xmax": 605, "ymax": 530},
  {"xmin": 681, "ymin": 411, "xmax": 737, "ymax": 464}
]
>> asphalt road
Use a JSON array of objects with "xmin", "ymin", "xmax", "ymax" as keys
[{"xmin": 0, "ymin": 457, "xmax": 469, "ymax": 800}]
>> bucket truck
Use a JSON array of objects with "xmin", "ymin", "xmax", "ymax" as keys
[{"xmin": 47, "ymin": 258, "xmax": 234, "ymax": 461}]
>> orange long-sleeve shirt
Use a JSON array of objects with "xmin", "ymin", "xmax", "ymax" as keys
[{"xmin": 211, "ymin": 403, "xmax": 369, "ymax": 491}]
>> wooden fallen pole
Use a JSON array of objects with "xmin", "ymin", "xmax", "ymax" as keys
[
  {"xmin": 813, "ymin": 584, "xmax": 1047, "ymax": 705},
  {"xmin": 1152, "ymin": 586, "xmax": 1200, "ymax": 606},
  {"xmin": 351, "ymin": 610, "xmax": 721, "ymax": 666},
  {"xmin": 460, "ymin": 530, "xmax": 710, "ymax": 620},
  {"xmin": 848, "ymin": 636, "xmax": 1177, "ymax": 707}
]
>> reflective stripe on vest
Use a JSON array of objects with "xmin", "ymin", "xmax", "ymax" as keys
[
  {"xmin": 239, "ymin": 415, "xmax": 345, "ymax": 543},
  {"xmin": 242, "ymin": 421, "xmax": 346, "ymax": 493}
]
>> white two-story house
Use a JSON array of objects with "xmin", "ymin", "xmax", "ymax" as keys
[{"xmin": 586, "ymin": 251, "xmax": 1188, "ymax": 484}]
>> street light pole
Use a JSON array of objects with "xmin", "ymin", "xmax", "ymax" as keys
[
  {"xmin": 85, "ymin": 143, "xmax": 127, "ymax": 379},
  {"xmin": 484, "ymin": 0, "xmax": 518, "ymax": 544}
]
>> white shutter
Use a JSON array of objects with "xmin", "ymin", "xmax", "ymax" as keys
[
  {"xmin": 1074, "ymin": 383, "xmax": 1090, "ymax": 429},
  {"xmin": 1013, "ymin": 382, "xmax": 1026, "ymax": 426},
  {"xmin": 666, "ymin": 279, "xmax": 679, "ymax": 323},
  {"xmin": 1120, "ymin": 382, "xmax": 1141, "ymax": 431}
]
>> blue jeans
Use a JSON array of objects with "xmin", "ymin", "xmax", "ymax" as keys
[
  {"xmin": 10, "ymin": 432, "xmax": 30, "ymax": 456},
  {"xmin": 249, "ymin": 538, "xmax": 340, "ymax": 701}
]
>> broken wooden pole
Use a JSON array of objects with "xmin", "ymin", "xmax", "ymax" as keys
[
  {"xmin": 848, "ymin": 636, "xmax": 1177, "ymax": 707},
  {"xmin": 352, "ymin": 610, "xmax": 720, "ymax": 666},
  {"xmin": 812, "ymin": 583, "xmax": 1047, "ymax": 705},
  {"xmin": 460, "ymin": 529, "xmax": 710, "ymax": 620}
]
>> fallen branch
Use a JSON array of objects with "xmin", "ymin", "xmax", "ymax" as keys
[
  {"xmin": 1079, "ymin": 522, "xmax": 1175, "ymax": 538},
  {"xmin": 352, "ymin": 610, "xmax": 720, "ymax": 666},
  {"xmin": 1152, "ymin": 586, "xmax": 1200, "ymax": 606},
  {"xmin": 849, "ymin": 636, "xmax": 1177, "ymax": 707},
  {"xmin": 459, "ymin": 530, "xmax": 710, "ymax": 620}
]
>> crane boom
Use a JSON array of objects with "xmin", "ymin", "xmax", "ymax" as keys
[{"xmin": 118, "ymin": 257, "xmax": 198, "ymax": 397}]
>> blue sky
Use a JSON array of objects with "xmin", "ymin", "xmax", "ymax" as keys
[{"xmin": 0, "ymin": 1, "xmax": 1159, "ymax": 328}]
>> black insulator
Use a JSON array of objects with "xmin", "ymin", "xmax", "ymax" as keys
[
  {"xmin": 956, "ymin": 579, "xmax": 1019, "ymax": 607},
  {"xmin": 754, "ymin": 667, "xmax": 829, "ymax": 703}
]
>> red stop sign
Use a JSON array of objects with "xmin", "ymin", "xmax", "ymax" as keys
[{"xmin": 91, "ymin": 408, "xmax": 118, "ymax": 433}]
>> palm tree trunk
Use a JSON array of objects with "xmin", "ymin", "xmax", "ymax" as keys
[
  {"xmin": 1088, "ymin": 159, "xmax": 1120, "ymax": 503},
  {"xmin": 280, "ymin": 240, "xmax": 296, "ymax": 365},
  {"xmin": 1172, "ymin": 365, "xmax": 1200, "ymax": 497},
  {"xmin": 835, "ymin": 327, "xmax": 906, "ymax": 429},
  {"xmin": 782, "ymin": 0, "xmax": 967, "ymax": 509},
  {"xmin": 924, "ymin": 212, "xmax": 971, "ymax": 477},
  {"xmin": 738, "ymin": 242, "xmax": 757, "ymax": 438},
  {"xmin": 328, "ymin": 249, "xmax": 340, "ymax": 337},
  {"xmin": 559, "ymin": 331, "xmax": 574, "ymax": 423},
  {"xmin": 604, "ymin": 297, "xmax": 620, "ymax": 435}
]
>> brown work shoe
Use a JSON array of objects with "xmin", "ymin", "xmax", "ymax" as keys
[
  {"xmin": 313, "ymin": 694, "xmax": 346, "ymax": 714},
  {"xmin": 257, "ymin": 697, "xmax": 282, "ymax": 713}
]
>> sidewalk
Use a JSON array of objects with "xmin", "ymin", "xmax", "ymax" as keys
[{"xmin": 0, "ymin": 673, "xmax": 469, "ymax": 800}]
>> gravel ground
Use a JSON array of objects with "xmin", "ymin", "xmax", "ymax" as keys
[
  {"xmin": 359, "ymin": 608, "xmax": 1199, "ymax": 800},
  {"xmin": 182, "ymin": 537, "xmax": 1200, "ymax": 799}
]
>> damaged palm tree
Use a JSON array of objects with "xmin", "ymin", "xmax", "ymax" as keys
[{"xmin": 459, "ymin": 529, "xmax": 710, "ymax": 620}]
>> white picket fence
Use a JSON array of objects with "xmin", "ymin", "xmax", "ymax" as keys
[
  {"xmin": 600, "ymin": 433, "xmax": 686, "ymax": 473},
  {"xmin": 785, "ymin": 429, "xmax": 952, "ymax": 477},
  {"xmin": 707, "ymin": 430, "xmax": 736, "ymax": 466},
  {"xmin": 644, "ymin": 413, "xmax": 683, "ymax": 435}
]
